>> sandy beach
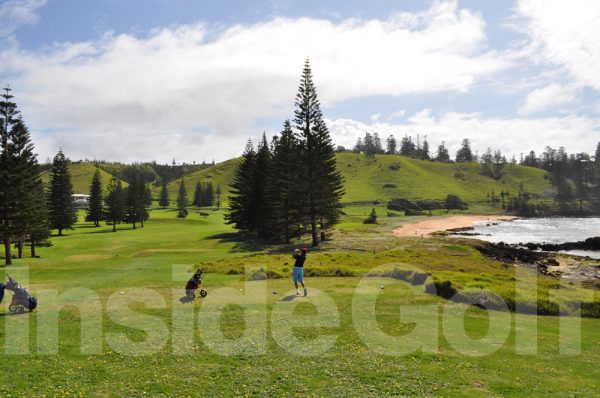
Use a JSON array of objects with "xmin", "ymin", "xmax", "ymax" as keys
[{"xmin": 392, "ymin": 215, "xmax": 517, "ymax": 237}]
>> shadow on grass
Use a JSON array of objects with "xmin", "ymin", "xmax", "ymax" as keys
[
  {"xmin": 205, "ymin": 232, "xmax": 262, "ymax": 253},
  {"xmin": 279, "ymin": 295, "xmax": 299, "ymax": 302}
]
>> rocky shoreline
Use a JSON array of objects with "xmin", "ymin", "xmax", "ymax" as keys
[{"xmin": 469, "ymin": 239, "xmax": 600, "ymax": 286}]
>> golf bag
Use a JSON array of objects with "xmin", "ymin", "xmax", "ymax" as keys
[
  {"xmin": 0, "ymin": 276, "xmax": 37, "ymax": 314},
  {"xmin": 180, "ymin": 268, "xmax": 207, "ymax": 303}
]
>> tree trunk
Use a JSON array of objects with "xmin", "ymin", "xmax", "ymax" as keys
[
  {"xmin": 30, "ymin": 239, "xmax": 36, "ymax": 258},
  {"xmin": 112, "ymin": 222, "xmax": 116, "ymax": 232},
  {"xmin": 58, "ymin": 228, "xmax": 63, "ymax": 236},
  {"xmin": 95, "ymin": 220, "xmax": 99, "ymax": 227},
  {"xmin": 4, "ymin": 239, "xmax": 12, "ymax": 266},
  {"xmin": 310, "ymin": 213, "xmax": 318, "ymax": 247},
  {"xmin": 132, "ymin": 222, "xmax": 136, "ymax": 230},
  {"xmin": 140, "ymin": 219, "xmax": 144, "ymax": 228},
  {"xmin": 17, "ymin": 241, "xmax": 23, "ymax": 259}
]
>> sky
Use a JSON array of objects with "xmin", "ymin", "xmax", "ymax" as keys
[{"xmin": 1, "ymin": 0, "xmax": 599, "ymax": 163}]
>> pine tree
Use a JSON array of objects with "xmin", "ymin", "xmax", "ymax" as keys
[
  {"xmin": 594, "ymin": 143, "xmax": 600, "ymax": 192},
  {"xmin": 251, "ymin": 134, "xmax": 273, "ymax": 238},
  {"xmin": 141, "ymin": 184, "xmax": 152, "ymax": 227},
  {"xmin": 86, "ymin": 169, "xmax": 103, "ymax": 227},
  {"xmin": 125, "ymin": 174, "xmax": 143, "ymax": 229},
  {"xmin": 104, "ymin": 178, "xmax": 126, "ymax": 232},
  {"xmin": 0, "ymin": 87, "xmax": 49, "ymax": 264},
  {"xmin": 176, "ymin": 179, "xmax": 188, "ymax": 218},
  {"xmin": 386, "ymin": 135, "xmax": 397, "ymax": 154},
  {"xmin": 293, "ymin": 59, "xmax": 344, "ymax": 246},
  {"xmin": 421, "ymin": 137, "xmax": 430, "ymax": 160},
  {"xmin": 215, "ymin": 185, "xmax": 222, "ymax": 209},
  {"xmin": 455, "ymin": 139, "xmax": 474, "ymax": 162},
  {"xmin": 269, "ymin": 120, "xmax": 304, "ymax": 243},
  {"xmin": 26, "ymin": 182, "xmax": 51, "ymax": 257},
  {"xmin": 204, "ymin": 181, "xmax": 215, "ymax": 207},
  {"xmin": 193, "ymin": 180, "xmax": 203, "ymax": 207},
  {"xmin": 226, "ymin": 140, "xmax": 257, "ymax": 232},
  {"xmin": 159, "ymin": 179, "xmax": 169, "ymax": 208},
  {"xmin": 48, "ymin": 150, "xmax": 77, "ymax": 236},
  {"xmin": 400, "ymin": 135, "xmax": 416, "ymax": 157},
  {"xmin": 436, "ymin": 141, "xmax": 450, "ymax": 162}
]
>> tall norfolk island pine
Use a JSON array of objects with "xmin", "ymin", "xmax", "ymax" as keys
[
  {"xmin": 0, "ymin": 86, "xmax": 50, "ymax": 264},
  {"xmin": 159, "ymin": 179, "xmax": 169, "ymax": 208},
  {"xmin": 48, "ymin": 150, "xmax": 77, "ymax": 236},
  {"xmin": 294, "ymin": 59, "xmax": 344, "ymax": 246},
  {"xmin": 104, "ymin": 178, "xmax": 126, "ymax": 232},
  {"xmin": 86, "ymin": 169, "xmax": 104, "ymax": 227},
  {"xmin": 176, "ymin": 179, "xmax": 188, "ymax": 218}
]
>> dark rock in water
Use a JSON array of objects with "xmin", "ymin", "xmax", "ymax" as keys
[
  {"xmin": 526, "ymin": 236, "xmax": 600, "ymax": 252},
  {"xmin": 474, "ymin": 242, "xmax": 553, "ymax": 275}
]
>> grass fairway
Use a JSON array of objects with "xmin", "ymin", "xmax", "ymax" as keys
[{"xmin": 1, "ymin": 209, "xmax": 599, "ymax": 396}]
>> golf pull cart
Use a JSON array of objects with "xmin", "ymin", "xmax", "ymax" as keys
[
  {"xmin": 1, "ymin": 276, "xmax": 37, "ymax": 315},
  {"xmin": 180, "ymin": 268, "xmax": 207, "ymax": 303}
]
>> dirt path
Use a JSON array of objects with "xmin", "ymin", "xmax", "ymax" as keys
[{"xmin": 392, "ymin": 215, "xmax": 517, "ymax": 237}]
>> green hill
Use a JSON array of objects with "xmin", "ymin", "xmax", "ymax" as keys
[
  {"xmin": 166, "ymin": 152, "xmax": 553, "ymax": 206},
  {"xmin": 40, "ymin": 163, "xmax": 125, "ymax": 194},
  {"xmin": 162, "ymin": 158, "xmax": 240, "ymax": 202},
  {"xmin": 335, "ymin": 153, "xmax": 553, "ymax": 204}
]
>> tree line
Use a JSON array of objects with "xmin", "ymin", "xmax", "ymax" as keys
[
  {"xmin": 226, "ymin": 60, "xmax": 344, "ymax": 246},
  {"xmin": 518, "ymin": 144, "xmax": 600, "ymax": 212},
  {"xmin": 86, "ymin": 169, "xmax": 153, "ymax": 231},
  {"xmin": 158, "ymin": 178, "xmax": 222, "ymax": 218}
]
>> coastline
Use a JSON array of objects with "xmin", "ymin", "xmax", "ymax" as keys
[{"xmin": 392, "ymin": 214, "xmax": 517, "ymax": 237}]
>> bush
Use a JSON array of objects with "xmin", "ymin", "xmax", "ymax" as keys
[
  {"xmin": 405, "ymin": 209, "xmax": 426, "ymax": 216},
  {"xmin": 455, "ymin": 290, "xmax": 508, "ymax": 311},
  {"xmin": 245, "ymin": 267, "xmax": 284, "ymax": 281},
  {"xmin": 383, "ymin": 184, "xmax": 397, "ymax": 189},
  {"xmin": 426, "ymin": 280, "xmax": 457, "ymax": 299},
  {"xmin": 363, "ymin": 208, "xmax": 378, "ymax": 224},
  {"xmin": 445, "ymin": 194, "xmax": 468, "ymax": 210},
  {"xmin": 389, "ymin": 164, "xmax": 401, "ymax": 171}
]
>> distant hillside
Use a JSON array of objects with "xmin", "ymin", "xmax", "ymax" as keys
[
  {"xmin": 335, "ymin": 153, "xmax": 553, "ymax": 204},
  {"xmin": 162, "ymin": 153, "xmax": 553, "ymax": 206},
  {"xmin": 162, "ymin": 158, "xmax": 240, "ymax": 202},
  {"xmin": 40, "ymin": 163, "xmax": 125, "ymax": 194}
]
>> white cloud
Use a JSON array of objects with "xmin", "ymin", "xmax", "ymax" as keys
[
  {"xmin": 328, "ymin": 110, "xmax": 600, "ymax": 157},
  {"xmin": 516, "ymin": 0, "xmax": 600, "ymax": 91},
  {"xmin": 388, "ymin": 109, "xmax": 406, "ymax": 120},
  {"xmin": 520, "ymin": 84, "xmax": 576, "ymax": 115},
  {"xmin": 0, "ymin": 0, "xmax": 46, "ymax": 38},
  {"xmin": 370, "ymin": 113, "xmax": 382, "ymax": 123},
  {"xmin": 2, "ymin": 1, "xmax": 512, "ymax": 162}
]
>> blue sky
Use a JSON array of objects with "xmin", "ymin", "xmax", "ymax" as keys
[{"xmin": 1, "ymin": 0, "xmax": 599, "ymax": 162}]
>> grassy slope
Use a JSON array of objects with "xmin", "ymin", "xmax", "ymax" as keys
[
  {"xmin": 164, "ymin": 153, "xmax": 552, "ymax": 206},
  {"xmin": 1, "ymin": 210, "xmax": 599, "ymax": 396},
  {"xmin": 162, "ymin": 158, "xmax": 240, "ymax": 201},
  {"xmin": 40, "ymin": 163, "xmax": 125, "ymax": 194},
  {"xmin": 336, "ymin": 153, "xmax": 552, "ymax": 204}
]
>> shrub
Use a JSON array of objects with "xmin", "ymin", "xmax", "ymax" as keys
[
  {"xmin": 246, "ymin": 267, "xmax": 284, "ymax": 281},
  {"xmin": 405, "ymin": 209, "xmax": 426, "ymax": 216},
  {"xmin": 363, "ymin": 208, "xmax": 378, "ymax": 224},
  {"xmin": 445, "ymin": 194, "xmax": 468, "ymax": 210},
  {"xmin": 426, "ymin": 280, "xmax": 457, "ymax": 299}
]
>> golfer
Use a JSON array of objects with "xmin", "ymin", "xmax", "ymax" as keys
[{"xmin": 292, "ymin": 248, "xmax": 308, "ymax": 296}]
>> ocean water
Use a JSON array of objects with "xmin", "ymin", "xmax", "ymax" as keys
[{"xmin": 457, "ymin": 217, "xmax": 600, "ymax": 259}]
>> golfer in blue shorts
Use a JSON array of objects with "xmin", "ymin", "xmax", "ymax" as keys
[{"xmin": 292, "ymin": 248, "xmax": 308, "ymax": 296}]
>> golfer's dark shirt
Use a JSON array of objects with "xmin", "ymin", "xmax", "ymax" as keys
[{"xmin": 293, "ymin": 253, "xmax": 306, "ymax": 268}]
